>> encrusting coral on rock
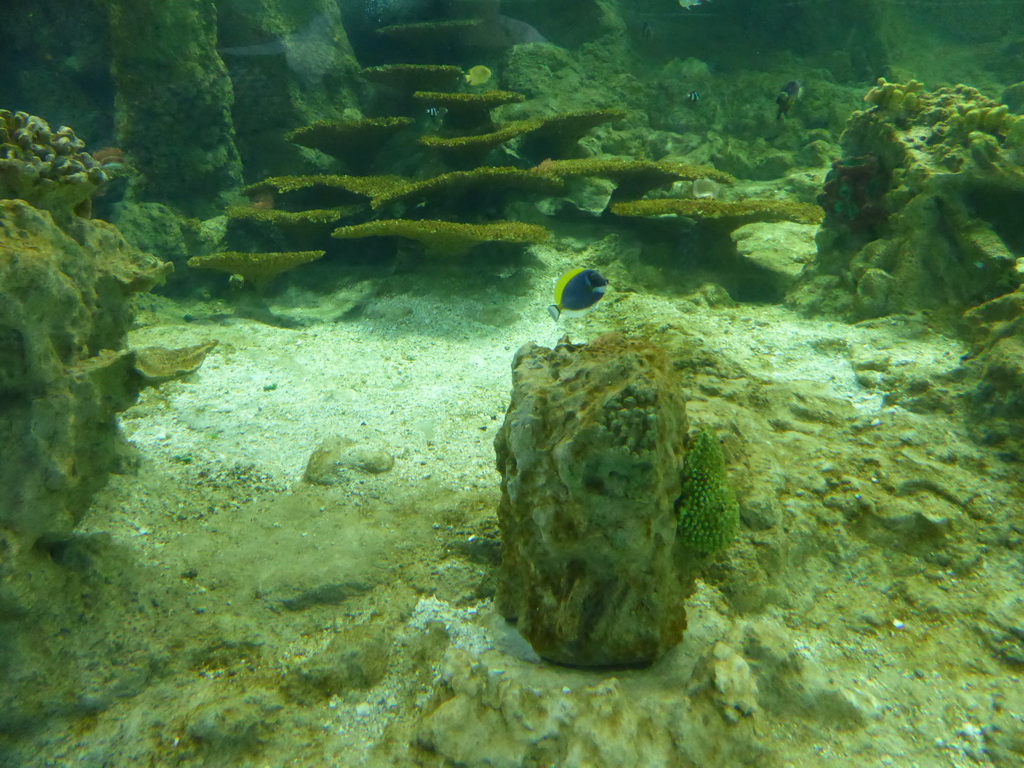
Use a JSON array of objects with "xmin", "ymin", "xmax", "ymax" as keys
[
  {"xmin": 793, "ymin": 78, "xmax": 1024, "ymax": 320},
  {"xmin": 0, "ymin": 110, "xmax": 108, "ymax": 220},
  {"xmin": 493, "ymin": 334, "xmax": 698, "ymax": 667}
]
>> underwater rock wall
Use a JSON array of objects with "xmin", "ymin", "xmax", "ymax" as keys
[
  {"xmin": 217, "ymin": 0, "xmax": 364, "ymax": 183},
  {"xmin": 104, "ymin": 0, "xmax": 243, "ymax": 216},
  {"xmin": 0, "ymin": 113, "xmax": 172, "ymax": 742},
  {"xmin": 0, "ymin": 198, "xmax": 166, "ymax": 543}
]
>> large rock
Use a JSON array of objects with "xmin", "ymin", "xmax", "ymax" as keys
[
  {"xmin": 0, "ymin": 199, "xmax": 167, "ymax": 545},
  {"xmin": 493, "ymin": 334, "xmax": 691, "ymax": 667}
]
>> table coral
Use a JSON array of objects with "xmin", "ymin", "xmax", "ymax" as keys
[
  {"xmin": 331, "ymin": 218, "xmax": 549, "ymax": 257},
  {"xmin": 370, "ymin": 166, "xmax": 565, "ymax": 210},
  {"xmin": 520, "ymin": 108, "xmax": 628, "ymax": 159},
  {"xmin": 413, "ymin": 90, "xmax": 526, "ymax": 131},
  {"xmin": 611, "ymin": 198, "xmax": 824, "ymax": 226},
  {"xmin": 418, "ymin": 120, "xmax": 543, "ymax": 167},
  {"xmin": 286, "ymin": 117, "xmax": 414, "ymax": 172},
  {"xmin": 359, "ymin": 64, "xmax": 464, "ymax": 92},
  {"xmin": 187, "ymin": 249, "xmax": 325, "ymax": 288}
]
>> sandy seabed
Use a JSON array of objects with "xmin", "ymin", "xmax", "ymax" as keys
[{"xmin": 56, "ymin": 242, "xmax": 1023, "ymax": 768}]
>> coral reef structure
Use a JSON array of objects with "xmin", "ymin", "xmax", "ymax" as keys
[{"xmin": 795, "ymin": 79, "xmax": 1024, "ymax": 320}]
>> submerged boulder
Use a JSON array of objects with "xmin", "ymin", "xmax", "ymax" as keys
[{"xmin": 493, "ymin": 334, "xmax": 693, "ymax": 667}]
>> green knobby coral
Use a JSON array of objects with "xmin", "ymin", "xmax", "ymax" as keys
[{"xmin": 676, "ymin": 427, "xmax": 739, "ymax": 554}]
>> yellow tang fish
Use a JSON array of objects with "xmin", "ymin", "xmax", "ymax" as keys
[{"xmin": 464, "ymin": 65, "xmax": 492, "ymax": 87}]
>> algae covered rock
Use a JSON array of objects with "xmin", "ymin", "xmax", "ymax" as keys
[
  {"xmin": 0, "ymin": 199, "xmax": 168, "ymax": 543},
  {"xmin": 105, "ymin": 0, "xmax": 242, "ymax": 214},
  {"xmin": 493, "ymin": 334, "xmax": 692, "ymax": 666}
]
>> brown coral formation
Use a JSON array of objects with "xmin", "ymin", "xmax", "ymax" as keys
[
  {"xmin": 0, "ymin": 110, "xmax": 107, "ymax": 220},
  {"xmin": 331, "ymin": 219, "xmax": 549, "ymax": 257},
  {"xmin": 187, "ymin": 250, "xmax": 325, "ymax": 287},
  {"xmin": 494, "ymin": 334, "xmax": 694, "ymax": 667}
]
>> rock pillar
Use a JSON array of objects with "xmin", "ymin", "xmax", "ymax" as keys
[{"xmin": 494, "ymin": 334, "xmax": 690, "ymax": 667}]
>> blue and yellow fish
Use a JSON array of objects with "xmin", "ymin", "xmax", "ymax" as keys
[{"xmin": 548, "ymin": 268, "xmax": 608, "ymax": 320}]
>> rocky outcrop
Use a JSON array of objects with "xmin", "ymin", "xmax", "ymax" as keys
[
  {"xmin": 0, "ymin": 199, "xmax": 167, "ymax": 545},
  {"xmin": 493, "ymin": 334, "xmax": 692, "ymax": 667},
  {"xmin": 793, "ymin": 79, "xmax": 1024, "ymax": 321}
]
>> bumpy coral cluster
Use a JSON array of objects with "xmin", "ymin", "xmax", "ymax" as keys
[
  {"xmin": 0, "ymin": 109, "xmax": 107, "ymax": 219},
  {"xmin": 676, "ymin": 427, "xmax": 740, "ymax": 554},
  {"xmin": 799, "ymin": 79, "xmax": 1024, "ymax": 320},
  {"xmin": 864, "ymin": 78, "xmax": 1016, "ymax": 144}
]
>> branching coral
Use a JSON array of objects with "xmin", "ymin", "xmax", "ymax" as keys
[{"xmin": 676, "ymin": 427, "xmax": 739, "ymax": 554}]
